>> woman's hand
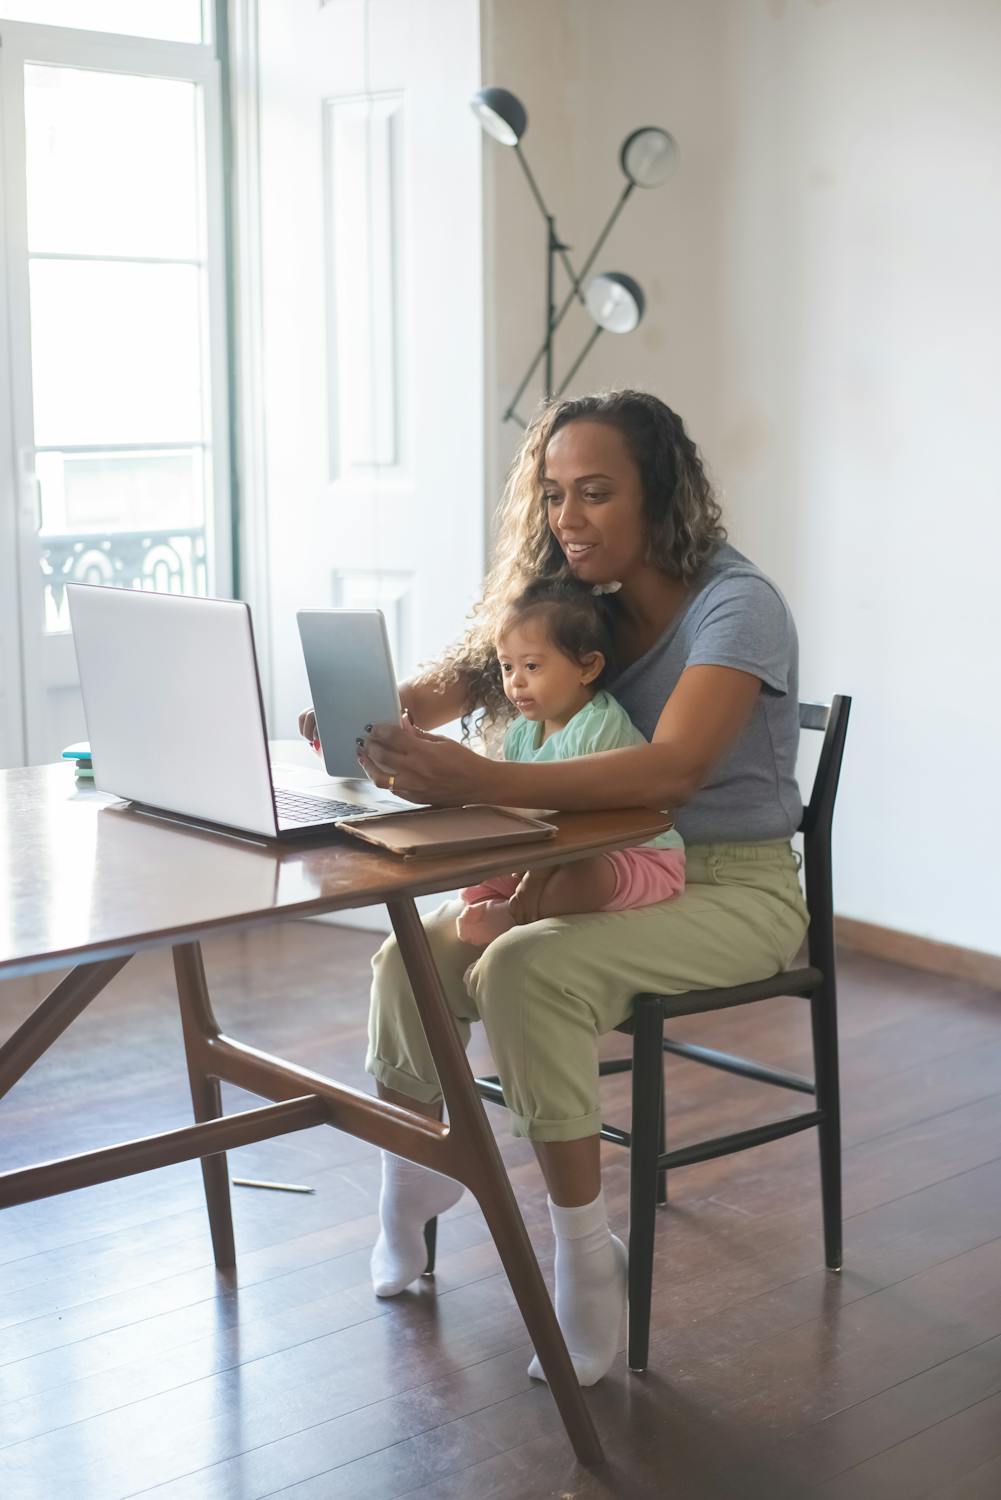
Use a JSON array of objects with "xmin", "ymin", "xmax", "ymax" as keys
[
  {"xmin": 297, "ymin": 706, "xmax": 321, "ymax": 754},
  {"xmin": 358, "ymin": 710, "xmax": 500, "ymax": 805}
]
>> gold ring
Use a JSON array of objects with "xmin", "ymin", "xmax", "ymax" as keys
[{"xmin": 388, "ymin": 773, "xmax": 396, "ymax": 792}]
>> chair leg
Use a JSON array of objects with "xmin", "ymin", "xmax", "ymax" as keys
[
  {"xmin": 811, "ymin": 978, "xmax": 843, "ymax": 1271},
  {"xmin": 656, "ymin": 1062, "xmax": 668, "ymax": 1206},
  {"xmin": 627, "ymin": 996, "xmax": 665, "ymax": 1373},
  {"xmin": 422, "ymin": 1216, "xmax": 438, "ymax": 1275}
]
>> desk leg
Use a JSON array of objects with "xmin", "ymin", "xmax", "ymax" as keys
[
  {"xmin": 386, "ymin": 897, "xmax": 603, "ymax": 1469},
  {"xmin": 0, "ymin": 956, "xmax": 130, "ymax": 1103},
  {"xmin": 173, "ymin": 943, "xmax": 236, "ymax": 1269}
]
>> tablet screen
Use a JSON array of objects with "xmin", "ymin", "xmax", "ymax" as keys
[{"xmin": 297, "ymin": 609, "xmax": 401, "ymax": 778}]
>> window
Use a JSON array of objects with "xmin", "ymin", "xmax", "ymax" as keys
[
  {"xmin": 24, "ymin": 64, "xmax": 215, "ymax": 626},
  {"xmin": 0, "ymin": 9, "xmax": 230, "ymax": 763}
]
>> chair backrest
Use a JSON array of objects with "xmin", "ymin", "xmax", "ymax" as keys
[{"xmin": 798, "ymin": 696, "xmax": 852, "ymax": 975}]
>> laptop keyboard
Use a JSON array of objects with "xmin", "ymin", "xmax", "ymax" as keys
[{"xmin": 274, "ymin": 789, "xmax": 378, "ymax": 826}]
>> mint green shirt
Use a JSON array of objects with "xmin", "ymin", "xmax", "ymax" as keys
[{"xmin": 502, "ymin": 689, "xmax": 682, "ymax": 851}]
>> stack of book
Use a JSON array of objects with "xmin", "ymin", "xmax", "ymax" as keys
[{"xmin": 62, "ymin": 742, "xmax": 94, "ymax": 781}]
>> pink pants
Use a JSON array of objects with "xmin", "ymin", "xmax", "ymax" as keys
[{"xmin": 460, "ymin": 845, "xmax": 686, "ymax": 913}]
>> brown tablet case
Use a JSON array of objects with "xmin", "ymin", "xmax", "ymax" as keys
[{"xmin": 334, "ymin": 805, "xmax": 557, "ymax": 858}]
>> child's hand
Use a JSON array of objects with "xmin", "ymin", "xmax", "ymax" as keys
[{"xmin": 509, "ymin": 867, "xmax": 554, "ymax": 925}]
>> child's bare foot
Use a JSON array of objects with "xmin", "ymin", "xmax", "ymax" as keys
[{"xmin": 455, "ymin": 899, "xmax": 518, "ymax": 945}]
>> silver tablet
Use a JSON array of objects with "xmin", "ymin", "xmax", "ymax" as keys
[{"xmin": 296, "ymin": 608, "xmax": 402, "ymax": 778}]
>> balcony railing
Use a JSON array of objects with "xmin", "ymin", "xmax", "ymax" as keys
[{"xmin": 40, "ymin": 527, "xmax": 208, "ymax": 632}]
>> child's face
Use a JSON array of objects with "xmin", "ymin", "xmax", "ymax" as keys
[{"xmin": 495, "ymin": 618, "xmax": 601, "ymax": 724}]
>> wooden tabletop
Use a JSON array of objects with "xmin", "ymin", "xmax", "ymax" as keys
[{"xmin": 0, "ymin": 762, "xmax": 671, "ymax": 979}]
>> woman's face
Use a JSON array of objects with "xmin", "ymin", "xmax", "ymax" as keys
[{"xmin": 543, "ymin": 419, "xmax": 648, "ymax": 585}]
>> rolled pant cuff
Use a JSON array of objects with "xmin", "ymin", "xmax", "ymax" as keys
[
  {"xmin": 509, "ymin": 1107, "xmax": 604, "ymax": 1143},
  {"xmin": 366, "ymin": 1053, "xmax": 443, "ymax": 1107}
]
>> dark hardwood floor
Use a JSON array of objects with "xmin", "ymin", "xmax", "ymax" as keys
[{"xmin": 1, "ymin": 920, "xmax": 1000, "ymax": 1499}]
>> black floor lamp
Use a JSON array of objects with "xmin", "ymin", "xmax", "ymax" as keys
[{"xmin": 471, "ymin": 86, "xmax": 679, "ymax": 425}]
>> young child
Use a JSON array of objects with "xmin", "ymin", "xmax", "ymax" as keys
[{"xmin": 456, "ymin": 578, "xmax": 685, "ymax": 946}]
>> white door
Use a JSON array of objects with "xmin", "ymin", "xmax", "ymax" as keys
[
  {"xmin": 254, "ymin": 0, "xmax": 485, "ymax": 740},
  {"xmin": 0, "ymin": 15, "xmax": 231, "ymax": 767}
]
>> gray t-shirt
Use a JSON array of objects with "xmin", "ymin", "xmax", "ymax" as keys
[{"xmin": 609, "ymin": 543, "xmax": 802, "ymax": 845}]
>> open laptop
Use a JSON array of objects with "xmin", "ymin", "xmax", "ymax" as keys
[{"xmin": 66, "ymin": 583, "xmax": 384, "ymax": 841}]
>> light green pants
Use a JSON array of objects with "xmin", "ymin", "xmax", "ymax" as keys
[{"xmin": 366, "ymin": 841, "xmax": 809, "ymax": 1143}]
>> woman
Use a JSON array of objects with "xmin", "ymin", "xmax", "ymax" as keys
[{"xmin": 302, "ymin": 390, "xmax": 808, "ymax": 1387}]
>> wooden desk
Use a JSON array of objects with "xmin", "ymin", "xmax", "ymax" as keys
[{"xmin": 0, "ymin": 762, "xmax": 670, "ymax": 1466}]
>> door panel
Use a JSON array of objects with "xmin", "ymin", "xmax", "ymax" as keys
[
  {"xmin": 256, "ymin": 0, "xmax": 485, "ymax": 928},
  {"xmin": 258, "ymin": 0, "xmax": 485, "ymax": 737}
]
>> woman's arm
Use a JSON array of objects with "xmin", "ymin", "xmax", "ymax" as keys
[
  {"xmin": 490, "ymin": 665, "xmax": 761, "ymax": 808},
  {"xmin": 360, "ymin": 664, "xmax": 761, "ymax": 810}
]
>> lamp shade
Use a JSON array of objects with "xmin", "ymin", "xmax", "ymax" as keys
[
  {"xmin": 585, "ymin": 272, "xmax": 645, "ymax": 334},
  {"xmin": 470, "ymin": 87, "xmax": 527, "ymax": 146},
  {"xmin": 620, "ymin": 126, "xmax": 679, "ymax": 188}
]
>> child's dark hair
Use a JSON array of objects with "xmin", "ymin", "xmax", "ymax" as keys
[{"xmin": 497, "ymin": 577, "xmax": 617, "ymax": 689}]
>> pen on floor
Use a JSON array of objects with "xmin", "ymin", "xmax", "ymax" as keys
[{"xmin": 231, "ymin": 1178, "xmax": 315, "ymax": 1194}]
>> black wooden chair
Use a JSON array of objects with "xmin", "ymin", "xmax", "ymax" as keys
[
  {"xmin": 427, "ymin": 695, "xmax": 851, "ymax": 1375},
  {"xmin": 598, "ymin": 695, "xmax": 851, "ymax": 1370}
]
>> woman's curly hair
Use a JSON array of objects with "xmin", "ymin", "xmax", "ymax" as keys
[{"xmin": 426, "ymin": 389, "xmax": 725, "ymax": 734}]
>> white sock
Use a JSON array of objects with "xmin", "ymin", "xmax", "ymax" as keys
[
  {"xmin": 370, "ymin": 1152, "xmax": 464, "ymax": 1297},
  {"xmin": 527, "ymin": 1189, "xmax": 627, "ymax": 1387}
]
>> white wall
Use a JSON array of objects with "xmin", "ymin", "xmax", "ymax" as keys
[
  {"xmin": 480, "ymin": 0, "xmax": 735, "ymax": 505},
  {"xmin": 481, "ymin": 0, "xmax": 1001, "ymax": 955}
]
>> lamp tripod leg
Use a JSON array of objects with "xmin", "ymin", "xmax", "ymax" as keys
[{"xmin": 545, "ymin": 215, "xmax": 557, "ymax": 400}]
